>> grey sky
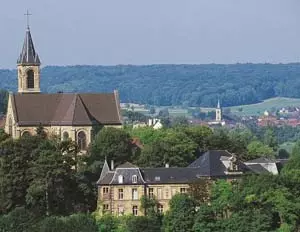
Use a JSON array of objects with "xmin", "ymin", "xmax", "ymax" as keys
[{"xmin": 0, "ymin": 0, "xmax": 299, "ymax": 68}]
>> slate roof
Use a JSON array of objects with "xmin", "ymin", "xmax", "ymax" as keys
[
  {"xmin": 97, "ymin": 151, "xmax": 277, "ymax": 186},
  {"xmin": 141, "ymin": 167, "xmax": 200, "ymax": 184},
  {"xmin": 245, "ymin": 164, "xmax": 269, "ymax": 174},
  {"xmin": 98, "ymin": 172, "xmax": 114, "ymax": 185},
  {"xmin": 117, "ymin": 162, "xmax": 138, "ymax": 169},
  {"xmin": 11, "ymin": 92, "xmax": 122, "ymax": 126},
  {"xmin": 188, "ymin": 150, "xmax": 245, "ymax": 176},
  {"xmin": 17, "ymin": 28, "xmax": 40, "ymax": 65},
  {"xmin": 245, "ymin": 157, "xmax": 276, "ymax": 164},
  {"xmin": 109, "ymin": 163, "xmax": 145, "ymax": 185}
]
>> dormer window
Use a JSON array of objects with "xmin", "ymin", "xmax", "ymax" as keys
[
  {"xmin": 155, "ymin": 176, "xmax": 161, "ymax": 181},
  {"xmin": 132, "ymin": 175, "xmax": 138, "ymax": 183},
  {"xmin": 118, "ymin": 175, "xmax": 124, "ymax": 184}
]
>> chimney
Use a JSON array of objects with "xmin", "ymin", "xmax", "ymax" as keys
[
  {"xmin": 165, "ymin": 163, "xmax": 169, "ymax": 168},
  {"xmin": 111, "ymin": 160, "xmax": 114, "ymax": 170}
]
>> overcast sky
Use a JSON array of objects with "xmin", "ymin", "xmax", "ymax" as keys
[{"xmin": 0, "ymin": 0, "xmax": 299, "ymax": 68}]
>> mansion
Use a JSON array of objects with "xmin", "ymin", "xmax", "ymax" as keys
[
  {"xmin": 97, "ymin": 150, "xmax": 282, "ymax": 216},
  {"xmin": 4, "ymin": 25, "xmax": 122, "ymax": 150}
]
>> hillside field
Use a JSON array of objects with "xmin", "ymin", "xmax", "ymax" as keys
[
  {"xmin": 123, "ymin": 97, "xmax": 300, "ymax": 118},
  {"xmin": 228, "ymin": 97, "xmax": 300, "ymax": 116}
]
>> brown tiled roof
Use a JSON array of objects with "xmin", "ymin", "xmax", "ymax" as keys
[{"xmin": 12, "ymin": 92, "xmax": 122, "ymax": 126}]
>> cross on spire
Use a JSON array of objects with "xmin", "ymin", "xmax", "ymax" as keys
[{"xmin": 24, "ymin": 10, "xmax": 32, "ymax": 29}]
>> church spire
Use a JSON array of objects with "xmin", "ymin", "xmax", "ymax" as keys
[
  {"xmin": 17, "ymin": 11, "xmax": 41, "ymax": 93},
  {"xmin": 217, "ymin": 99, "xmax": 221, "ymax": 109},
  {"xmin": 17, "ymin": 11, "xmax": 40, "ymax": 65}
]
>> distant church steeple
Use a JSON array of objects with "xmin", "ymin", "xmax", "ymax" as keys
[
  {"xmin": 216, "ymin": 99, "xmax": 222, "ymax": 122},
  {"xmin": 17, "ymin": 10, "xmax": 41, "ymax": 93}
]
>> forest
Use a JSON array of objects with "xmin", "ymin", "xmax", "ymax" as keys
[
  {"xmin": 1, "ymin": 63, "xmax": 300, "ymax": 107},
  {"xmin": 1, "ymin": 123, "xmax": 300, "ymax": 231}
]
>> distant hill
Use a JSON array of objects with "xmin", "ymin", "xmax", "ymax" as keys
[{"xmin": 1, "ymin": 64, "xmax": 300, "ymax": 107}]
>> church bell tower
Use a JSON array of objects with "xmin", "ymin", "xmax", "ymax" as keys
[
  {"xmin": 216, "ymin": 99, "xmax": 222, "ymax": 122},
  {"xmin": 17, "ymin": 11, "xmax": 41, "ymax": 93}
]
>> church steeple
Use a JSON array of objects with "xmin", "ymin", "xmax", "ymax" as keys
[
  {"xmin": 216, "ymin": 99, "xmax": 222, "ymax": 122},
  {"xmin": 217, "ymin": 99, "xmax": 220, "ymax": 109},
  {"xmin": 17, "ymin": 27, "xmax": 41, "ymax": 65},
  {"xmin": 17, "ymin": 10, "xmax": 41, "ymax": 94}
]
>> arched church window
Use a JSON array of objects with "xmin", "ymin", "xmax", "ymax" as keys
[
  {"xmin": 8, "ymin": 117, "xmax": 13, "ymax": 136},
  {"xmin": 22, "ymin": 131, "xmax": 31, "ymax": 137},
  {"xmin": 27, "ymin": 70, "xmax": 34, "ymax": 89},
  {"xmin": 77, "ymin": 131, "xmax": 87, "ymax": 150},
  {"xmin": 62, "ymin": 131, "xmax": 69, "ymax": 141}
]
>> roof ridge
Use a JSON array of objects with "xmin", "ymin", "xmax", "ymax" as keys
[
  {"xmin": 113, "ymin": 90, "xmax": 122, "ymax": 123},
  {"xmin": 51, "ymin": 94, "xmax": 75, "ymax": 124},
  {"xmin": 72, "ymin": 94, "xmax": 79, "ymax": 124},
  {"xmin": 76, "ymin": 94, "xmax": 95, "ymax": 123}
]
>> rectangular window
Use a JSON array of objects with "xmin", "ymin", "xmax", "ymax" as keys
[
  {"xmin": 118, "ymin": 175, "xmax": 124, "ymax": 184},
  {"xmin": 102, "ymin": 204, "xmax": 109, "ymax": 212},
  {"xmin": 180, "ymin": 188, "xmax": 187, "ymax": 193},
  {"xmin": 155, "ymin": 176, "xmax": 160, "ymax": 181},
  {"xmin": 149, "ymin": 188, "xmax": 154, "ymax": 199},
  {"xmin": 118, "ymin": 206, "xmax": 124, "ymax": 216},
  {"xmin": 158, "ymin": 204, "xmax": 163, "ymax": 214},
  {"xmin": 132, "ymin": 175, "xmax": 138, "ymax": 183},
  {"xmin": 132, "ymin": 188, "xmax": 138, "ymax": 200},
  {"xmin": 157, "ymin": 188, "xmax": 162, "ymax": 199},
  {"xmin": 103, "ymin": 187, "xmax": 109, "ymax": 194},
  {"xmin": 118, "ymin": 189, "xmax": 124, "ymax": 200},
  {"xmin": 132, "ymin": 205, "xmax": 138, "ymax": 216},
  {"xmin": 165, "ymin": 189, "xmax": 169, "ymax": 199}
]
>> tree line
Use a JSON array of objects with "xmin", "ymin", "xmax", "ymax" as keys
[{"xmin": 1, "ymin": 63, "xmax": 300, "ymax": 107}]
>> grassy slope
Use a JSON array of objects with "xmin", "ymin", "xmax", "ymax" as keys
[{"xmin": 228, "ymin": 97, "xmax": 300, "ymax": 116}]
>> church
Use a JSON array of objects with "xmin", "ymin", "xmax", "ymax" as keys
[{"xmin": 4, "ymin": 24, "xmax": 122, "ymax": 151}]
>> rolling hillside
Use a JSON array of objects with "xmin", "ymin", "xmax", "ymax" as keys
[
  {"xmin": 1, "ymin": 64, "xmax": 300, "ymax": 108},
  {"xmin": 229, "ymin": 97, "xmax": 300, "ymax": 116}
]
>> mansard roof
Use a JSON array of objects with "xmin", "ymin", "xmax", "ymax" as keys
[
  {"xmin": 188, "ymin": 150, "xmax": 245, "ymax": 176},
  {"xmin": 245, "ymin": 157, "xmax": 276, "ymax": 164},
  {"xmin": 17, "ymin": 27, "xmax": 41, "ymax": 65},
  {"xmin": 11, "ymin": 92, "xmax": 122, "ymax": 126},
  {"xmin": 141, "ymin": 167, "xmax": 201, "ymax": 184},
  {"xmin": 97, "ymin": 150, "xmax": 249, "ymax": 186}
]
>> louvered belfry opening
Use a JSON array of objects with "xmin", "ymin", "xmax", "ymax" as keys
[{"xmin": 26, "ymin": 70, "xmax": 34, "ymax": 88}]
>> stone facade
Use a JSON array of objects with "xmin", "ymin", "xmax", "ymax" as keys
[
  {"xmin": 98, "ymin": 183, "xmax": 189, "ymax": 216},
  {"xmin": 17, "ymin": 65, "xmax": 40, "ymax": 93}
]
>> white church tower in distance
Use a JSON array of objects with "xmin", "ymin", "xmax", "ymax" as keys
[
  {"xmin": 216, "ymin": 99, "xmax": 222, "ymax": 122},
  {"xmin": 208, "ymin": 99, "xmax": 225, "ymax": 126}
]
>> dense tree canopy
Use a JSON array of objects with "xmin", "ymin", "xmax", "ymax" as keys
[
  {"xmin": 1, "ymin": 120, "xmax": 300, "ymax": 231},
  {"xmin": 2, "ymin": 64, "xmax": 300, "ymax": 107}
]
